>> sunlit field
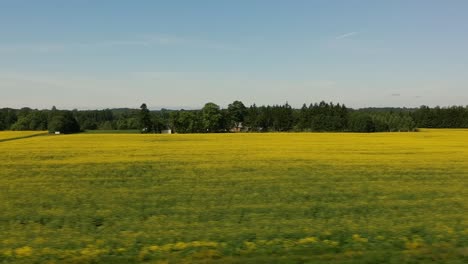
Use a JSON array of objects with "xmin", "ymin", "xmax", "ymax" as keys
[
  {"xmin": 0, "ymin": 131, "xmax": 46, "ymax": 141},
  {"xmin": 1, "ymin": 130, "xmax": 467, "ymax": 263}
]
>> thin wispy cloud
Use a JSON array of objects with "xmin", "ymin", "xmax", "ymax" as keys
[
  {"xmin": 0, "ymin": 44, "xmax": 66, "ymax": 53},
  {"xmin": 143, "ymin": 34, "xmax": 241, "ymax": 51},
  {"xmin": 0, "ymin": 34, "xmax": 239, "ymax": 53},
  {"xmin": 335, "ymin": 32, "xmax": 358, "ymax": 40},
  {"xmin": 0, "ymin": 40, "xmax": 145, "ymax": 53}
]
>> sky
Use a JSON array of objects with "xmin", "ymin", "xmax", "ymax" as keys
[{"xmin": 1, "ymin": 0, "xmax": 467, "ymax": 110}]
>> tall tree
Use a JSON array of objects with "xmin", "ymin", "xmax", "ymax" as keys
[
  {"xmin": 139, "ymin": 103, "xmax": 152, "ymax": 133},
  {"xmin": 244, "ymin": 104, "xmax": 260, "ymax": 131},
  {"xmin": 48, "ymin": 111, "xmax": 80, "ymax": 134},
  {"xmin": 202, "ymin": 102, "xmax": 223, "ymax": 132},
  {"xmin": 227, "ymin": 100, "xmax": 247, "ymax": 130}
]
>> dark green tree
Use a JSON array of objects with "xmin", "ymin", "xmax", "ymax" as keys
[
  {"xmin": 202, "ymin": 102, "xmax": 223, "ymax": 132},
  {"xmin": 1, "ymin": 109, "xmax": 17, "ymax": 129},
  {"xmin": 48, "ymin": 111, "xmax": 80, "ymax": 134},
  {"xmin": 139, "ymin": 103, "xmax": 152, "ymax": 133},
  {"xmin": 348, "ymin": 113, "xmax": 376, "ymax": 132},
  {"xmin": 29, "ymin": 111, "xmax": 48, "ymax": 130},
  {"xmin": 244, "ymin": 104, "xmax": 260, "ymax": 131},
  {"xmin": 0, "ymin": 112, "xmax": 4, "ymax": 130},
  {"xmin": 297, "ymin": 103, "xmax": 309, "ymax": 130},
  {"xmin": 11, "ymin": 115, "xmax": 32, "ymax": 130},
  {"xmin": 227, "ymin": 100, "xmax": 247, "ymax": 130}
]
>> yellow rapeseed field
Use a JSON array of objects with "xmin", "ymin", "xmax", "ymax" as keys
[
  {"xmin": 0, "ymin": 131, "xmax": 46, "ymax": 141},
  {"xmin": 0, "ymin": 129, "xmax": 467, "ymax": 263}
]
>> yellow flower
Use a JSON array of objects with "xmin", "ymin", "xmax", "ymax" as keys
[
  {"xmin": 323, "ymin": 240, "xmax": 339, "ymax": 247},
  {"xmin": 2, "ymin": 249, "xmax": 13, "ymax": 257},
  {"xmin": 352, "ymin": 234, "xmax": 368, "ymax": 243},
  {"xmin": 298, "ymin": 237, "xmax": 318, "ymax": 244},
  {"xmin": 173, "ymin": 242, "xmax": 188, "ymax": 251},
  {"xmin": 244, "ymin": 241, "xmax": 256, "ymax": 251},
  {"xmin": 14, "ymin": 246, "xmax": 33, "ymax": 257},
  {"xmin": 148, "ymin": 245, "xmax": 160, "ymax": 251}
]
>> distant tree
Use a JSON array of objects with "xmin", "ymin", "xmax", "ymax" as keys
[
  {"xmin": 244, "ymin": 104, "xmax": 260, "ymax": 131},
  {"xmin": 202, "ymin": 102, "xmax": 223, "ymax": 132},
  {"xmin": 81, "ymin": 120, "xmax": 98, "ymax": 130},
  {"xmin": 48, "ymin": 111, "xmax": 80, "ymax": 134},
  {"xmin": 2, "ymin": 109, "xmax": 17, "ymax": 129},
  {"xmin": 371, "ymin": 114, "xmax": 390, "ymax": 132},
  {"xmin": 159, "ymin": 108, "xmax": 171, "ymax": 129},
  {"xmin": 17, "ymin": 107, "xmax": 32, "ymax": 118},
  {"xmin": 227, "ymin": 100, "xmax": 247, "ymax": 130},
  {"xmin": 220, "ymin": 109, "xmax": 231, "ymax": 132},
  {"xmin": 11, "ymin": 116, "xmax": 32, "ymax": 130},
  {"xmin": 257, "ymin": 105, "xmax": 273, "ymax": 131},
  {"xmin": 169, "ymin": 111, "xmax": 180, "ymax": 132},
  {"xmin": 191, "ymin": 110, "xmax": 205, "ymax": 133},
  {"xmin": 98, "ymin": 121, "xmax": 114, "ymax": 130},
  {"xmin": 29, "ymin": 111, "xmax": 48, "ymax": 130},
  {"xmin": 270, "ymin": 103, "xmax": 294, "ymax": 131},
  {"xmin": 0, "ymin": 112, "xmax": 5, "ymax": 130},
  {"xmin": 9, "ymin": 110, "xmax": 47, "ymax": 131},
  {"xmin": 151, "ymin": 113, "xmax": 166, "ymax": 133},
  {"xmin": 297, "ymin": 103, "xmax": 309, "ymax": 130},
  {"xmin": 412, "ymin": 105, "xmax": 433, "ymax": 128},
  {"xmin": 48, "ymin": 106, "xmax": 57, "ymax": 120},
  {"xmin": 126, "ymin": 117, "xmax": 140, "ymax": 130},
  {"xmin": 139, "ymin": 103, "xmax": 152, "ymax": 133},
  {"xmin": 348, "ymin": 113, "xmax": 376, "ymax": 132},
  {"xmin": 170, "ymin": 110, "xmax": 198, "ymax": 133},
  {"xmin": 18, "ymin": 101, "xmax": 468, "ymax": 133}
]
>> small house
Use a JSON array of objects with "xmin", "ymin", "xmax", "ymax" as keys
[
  {"xmin": 161, "ymin": 129, "xmax": 172, "ymax": 134},
  {"xmin": 230, "ymin": 122, "xmax": 247, "ymax": 132}
]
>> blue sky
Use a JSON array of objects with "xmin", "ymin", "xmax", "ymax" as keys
[{"xmin": 1, "ymin": 0, "xmax": 467, "ymax": 109}]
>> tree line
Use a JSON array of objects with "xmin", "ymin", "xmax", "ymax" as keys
[{"xmin": 1, "ymin": 102, "xmax": 467, "ymax": 134}]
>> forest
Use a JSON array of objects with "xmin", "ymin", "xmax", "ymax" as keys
[{"xmin": 1, "ymin": 101, "xmax": 467, "ymax": 134}]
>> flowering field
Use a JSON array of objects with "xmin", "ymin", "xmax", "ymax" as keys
[
  {"xmin": 0, "ymin": 130, "xmax": 467, "ymax": 263},
  {"xmin": 0, "ymin": 131, "xmax": 46, "ymax": 141}
]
